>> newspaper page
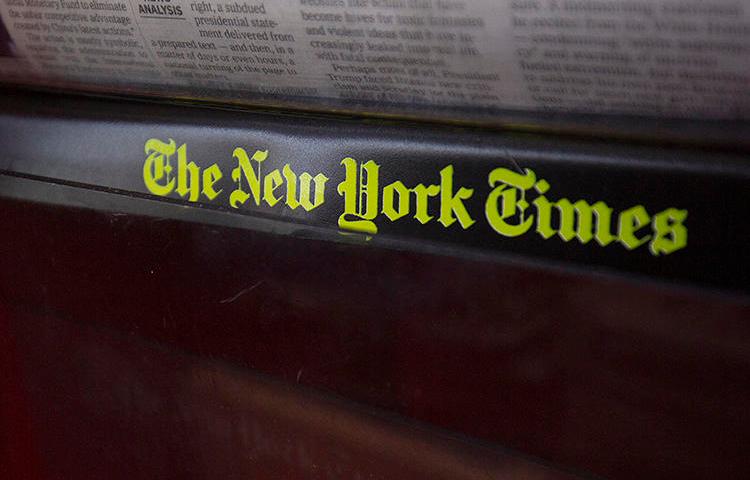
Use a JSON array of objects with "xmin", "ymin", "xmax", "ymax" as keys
[{"xmin": 0, "ymin": 0, "xmax": 748, "ymax": 122}]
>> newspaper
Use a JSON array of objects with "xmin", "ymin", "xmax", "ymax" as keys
[{"xmin": 0, "ymin": 0, "xmax": 748, "ymax": 121}]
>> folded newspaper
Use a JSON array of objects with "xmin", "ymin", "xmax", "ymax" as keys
[{"xmin": 0, "ymin": 0, "xmax": 748, "ymax": 139}]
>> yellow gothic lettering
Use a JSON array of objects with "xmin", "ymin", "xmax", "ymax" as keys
[
  {"xmin": 337, "ymin": 157, "xmax": 475, "ymax": 234},
  {"xmin": 650, "ymin": 208, "xmax": 688, "ymax": 256},
  {"xmin": 230, "ymin": 147, "xmax": 328, "ymax": 211},
  {"xmin": 532, "ymin": 180, "xmax": 615, "ymax": 246},
  {"xmin": 485, "ymin": 168, "xmax": 536, "ymax": 237},
  {"xmin": 143, "ymin": 138, "xmax": 177, "ymax": 197},
  {"xmin": 485, "ymin": 167, "xmax": 687, "ymax": 255},
  {"xmin": 230, "ymin": 147, "xmax": 268, "ymax": 208},
  {"xmin": 144, "ymin": 138, "xmax": 222, "ymax": 202},
  {"xmin": 338, "ymin": 157, "xmax": 380, "ymax": 234},
  {"xmin": 438, "ymin": 165, "xmax": 475, "ymax": 229}
]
